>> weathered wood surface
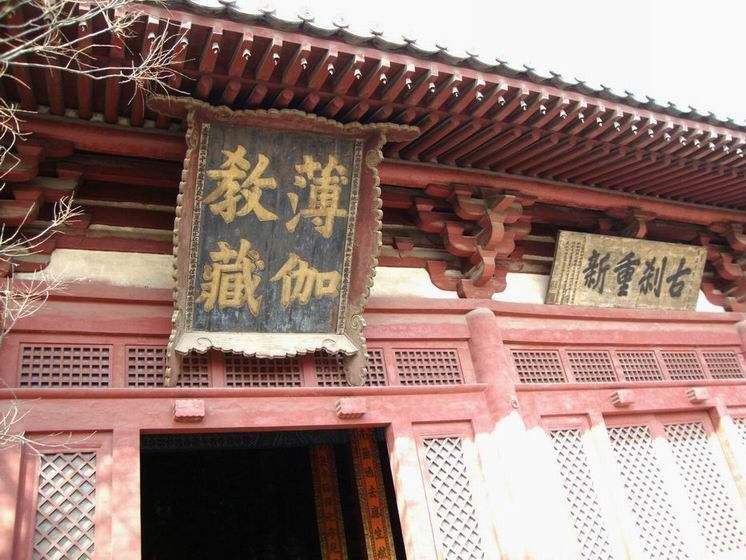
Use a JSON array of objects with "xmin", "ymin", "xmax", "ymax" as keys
[
  {"xmin": 191, "ymin": 122, "xmax": 361, "ymax": 334},
  {"xmin": 546, "ymin": 230, "xmax": 706, "ymax": 311}
]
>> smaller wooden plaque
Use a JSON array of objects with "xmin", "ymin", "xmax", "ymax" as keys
[{"xmin": 546, "ymin": 231, "xmax": 706, "ymax": 311}]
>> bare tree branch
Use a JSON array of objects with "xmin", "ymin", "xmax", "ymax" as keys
[
  {"xmin": 1, "ymin": 391, "xmax": 94, "ymax": 452},
  {"xmin": 0, "ymin": 0, "xmax": 184, "ymax": 348}
]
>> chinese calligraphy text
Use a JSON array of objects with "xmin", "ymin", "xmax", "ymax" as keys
[
  {"xmin": 190, "ymin": 122, "xmax": 361, "ymax": 334},
  {"xmin": 546, "ymin": 231, "xmax": 706, "ymax": 310}
]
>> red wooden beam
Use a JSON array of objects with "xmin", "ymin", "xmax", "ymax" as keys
[
  {"xmin": 282, "ymin": 41, "xmax": 310, "ymax": 85},
  {"xmin": 76, "ymin": 5, "xmax": 93, "ymax": 120},
  {"xmin": 381, "ymin": 63, "xmax": 415, "ymax": 102},
  {"xmin": 439, "ymin": 123, "xmax": 505, "ymax": 166},
  {"xmin": 254, "ymin": 36, "xmax": 283, "ymax": 82},
  {"xmin": 220, "ymin": 31, "xmax": 253, "ymax": 105},
  {"xmin": 510, "ymin": 137, "xmax": 578, "ymax": 173},
  {"xmin": 403, "ymin": 68, "xmax": 437, "ymax": 105},
  {"xmin": 356, "ymin": 58, "xmax": 390, "ymax": 98},
  {"xmin": 470, "ymin": 82, "xmax": 508, "ymax": 118},
  {"xmin": 491, "ymin": 87, "xmax": 529, "ymax": 121},
  {"xmin": 104, "ymin": 32, "xmax": 126, "ymax": 124},
  {"xmin": 195, "ymin": 24, "xmax": 223, "ymax": 99},
  {"xmin": 22, "ymin": 116, "xmax": 185, "ymax": 161},
  {"xmin": 333, "ymin": 53, "xmax": 365, "ymax": 95},
  {"xmin": 420, "ymin": 120, "xmax": 483, "ymax": 162},
  {"xmin": 447, "ymin": 77, "xmax": 486, "ymax": 114},
  {"xmin": 156, "ymin": 21, "xmax": 191, "ymax": 129},
  {"xmin": 377, "ymin": 160, "xmax": 746, "ymax": 226},
  {"xmin": 307, "ymin": 48, "xmax": 337, "ymax": 89},
  {"xmin": 499, "ymin": 133, "xmax": 561, "ymax": 172},
  {"xmin": 130, "ymin": 16, "xmax": 161, "ymax": 126}
]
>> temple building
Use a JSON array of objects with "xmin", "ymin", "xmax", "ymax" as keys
[{"xmin": 4, "ymin": 2, "xmax": 746, "ymax": 559}]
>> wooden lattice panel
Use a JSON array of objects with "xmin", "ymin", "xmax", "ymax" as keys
[
  {"xmin": 314, "ymin": 351, "xmax": 347, "ymax": 387},
  {"xmin": 127, "ymin": 348, "xmax": 209, "ymax": 387},
  {"xmin": 566, "ymin": 351, "xmax": 617, "ymax": 383},
  {"xmin": 664, "ymin": 422, "xmax": 746, "ymax": 555},
  {"xmin": 364, "ymin": 349, "xmax": 387, "ymax": 386},
  {"xmin": 615, "ymin": 351, "xmax": 663, "ymax": 382},
  {"xmin": 423, "ymin": 437, "xmax": 485, "ymax": 560},
  {"xmin": 607, "ymin": 425, "xmax": 690, "ymax": 559},
  {"xmin": 179, "ymin": 353, "xmax": 211, "ymax": 387},
  {"xmin": 224, "ymin": 355, "xmax": 302, "ymax": 387},
  {"xmin": 33, "ymin": 452, "xmax": 96, "ymax": 559},
  {"xmin": 550, "ymin": 430, "xmax": 615, "ymax": 560},
  {"xmin": 312, "ymin": 349, "xmax": 387, "ymax": 386},
  {"xmin": 702, "ymin": 351, "xmax": 744, "ymax": 379},
  {"xmin": 19, "ymin": 345, "xmax": 110, "ymax": 387},
  {"xmin": 660, "ymin": 351, "xmax": 706, "ymax": 380},
  {"xmin": 127, "ymin": 346, "xmax": 165, "ymax": 387},
  {"xmin": 394, "ymin": 349, "xmax": 463, "ymax": 385},
  {"xmin": 510, "ymin": 350, "xmax": 566, "ymax": 384}
]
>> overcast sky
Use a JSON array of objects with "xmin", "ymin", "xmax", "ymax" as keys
[{"xmin": 242, "ymin": 0, "xmax": 745, "ymax": 126}]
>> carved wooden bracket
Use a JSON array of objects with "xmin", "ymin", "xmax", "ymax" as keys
[
  {"xmin": 415, "ymin": 185, "xmax": 534, "ymax": 298},
  {"xmin": 710, "ymin": 222, "xmax": 746, "ymax": 253},
  {"xmin": 602, "ymin": 207, "xmax": 656, "ymax": 239},
  {"xmin": 0, "ymin": 163, "xmax": 82, "ymax": 277},
  {"xmin": 700, "ymin": 233, "xmax": 746, "ymax": 311}
]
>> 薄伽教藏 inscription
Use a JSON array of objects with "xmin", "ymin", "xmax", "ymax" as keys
[
  {"xmin": 190, "ymin": 123, "xmax": 361, "ymax": 334},
  {"xmin": 148, "ymin": 97, "xmax": 418, "ymax": 386},
  {"xmin": 546, "ymin": 231, "xmax": 706, "ymax": 311}
]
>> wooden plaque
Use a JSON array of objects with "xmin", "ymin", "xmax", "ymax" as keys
[
  {"xmin": 546, "ymin": 230, "xmax": 707, "ymax": 311},
  {"xmin": 148, "ymin": 97, "xmax": 417, "ymax": 385}
]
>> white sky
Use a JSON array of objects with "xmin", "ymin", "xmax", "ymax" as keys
[{"xmin": 242, "ymin": 0, "xmax": 745, "ymax": 126}]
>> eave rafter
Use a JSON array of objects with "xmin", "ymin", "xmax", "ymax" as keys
[{"xmin": 4, "ymin": 3, "xmax": 743, "ymax": 210}]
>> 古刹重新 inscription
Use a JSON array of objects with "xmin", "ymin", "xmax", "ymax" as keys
[{"xmin": 546, "ymin": 231, "xmax": 706, "ymax": 311}]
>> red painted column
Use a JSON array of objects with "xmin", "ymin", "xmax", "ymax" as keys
[
  {"xmin": 465, "ymin": 307, "xmax": 517, "ymax": 417},
  {"xmin": 110, "ymin": 428, "xmax": 141, "ymax": 559},
  {"xmin": 465, "ymin": 307, "xmax": 529, "ymax": 559},
  {"xmin": 385, "ymin": 421, "xmax": 438, "ymax": 560},
  {"xmin": 0, "ymin": 443, "xmax": 22, "ymax": 560}
]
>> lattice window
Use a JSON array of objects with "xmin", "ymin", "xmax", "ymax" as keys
[
  {"xmin": 664, "ymin": 422, "xmax": 746, "ymax": 555},
  {"xmin": 660, "ymin": 351, "xmax": 705, "ymax": 380},
  {"xmin": 314, "ymin": 352, "xmax": 346, "ymax": 387},
  {"xmin": 550, "ymin": 430, "xmax": 615, "ymax": 560},
  {"xmin": 566, "ymin": 351, "xmax": 617, "ymax": 383},
  {"xmin": 19, "ymin": 345, "xmax": 110, "ymax": 387},
  {"xmin": 423, "ymin": 437, "xmax": 485, "ymax": 560},
  {"xmin": 394, "ymin": 349, "xmax": 463, "ymax": 385},
  {"xmin": 179, "ymin": 353, "xmax": 211, "ymax": 387},
  {"xmin": 702, "ymin": 351, "xmax": 744, "ymax": 379},
  {"xmin": 365, "ymin": 349, "xmax": 387, "ymax": 386},
  {"xmin": 615, "ymin": 351, "xmax": 663, "ymax": 382},
  {"xmin": 127, "ymin": 348, "xmax": 209, "ymax": 387},
  {"xmin": 33, "ymin": 452, "xmax": 96, "ymax": 559},
  {"xmin": 510, "ymin": 350, "xmax": 566, "ymax": 383},
  {"xmin": 127, "ymin": 346, "xmax": 165, "ymax": 387},
  {"xmin": 224, "ymin": 355, "xmax": 302, "ymax": 387},
  {"xmin": 607, "ymin": 425, "xmax": 690, "ymax": 559},
  {"xmin": 313, "ymin": 349, "xmax": 388, "ymax": 387}
]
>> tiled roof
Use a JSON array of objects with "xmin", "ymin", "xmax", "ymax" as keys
[{"xmin": 171, "ymin": 0, "xmax": 745, "ymax": 134}]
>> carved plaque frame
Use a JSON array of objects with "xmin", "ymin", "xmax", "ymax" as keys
[{"xmin": 148, "ymin": 97, "xmax": 417, "ymax": 385}]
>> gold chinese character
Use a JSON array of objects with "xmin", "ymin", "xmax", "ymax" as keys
[
  {"xmin": 286, "ymin": 154, "xmax": 348, "ymax": 238},
  {"xmin": 270, "ymin": 252, "xmax": 341, "ymax": 307},
  {"xmin": 198, "ymin": 239, "xmax": 265, "ymax": 315},
  {"xmin": 203, "ymin": 146, "xmax": 278, "ymax": 224}
]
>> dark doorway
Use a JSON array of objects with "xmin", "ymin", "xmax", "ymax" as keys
[{"xmin": 140, "ymin": 430, "xmax": 405, "ymax": 560}]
